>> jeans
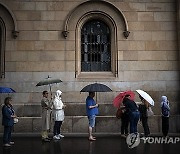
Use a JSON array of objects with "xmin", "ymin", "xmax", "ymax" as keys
[
  {"xmin": 3, "ymin": 126, "xmax": 13, "ymax": 144},
  {"xmin": 129, "ymin": 111, "xmax": 140, "ymax": 134},
  {"xmin": 53, "ymin": 121, "xmax": 62, "ymax": 136}
]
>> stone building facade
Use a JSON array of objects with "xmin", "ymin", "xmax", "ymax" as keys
[{"xmin": 0, "ymin": 0, "xmax": 179, "ymax": 134}]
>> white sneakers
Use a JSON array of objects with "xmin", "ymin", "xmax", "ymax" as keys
[
  {"xmin": 53, "ymin": 135, "xmax": 60, "ymax": 140},
  {"xmin": 59, "ymin": 134, "xmax": 64, "ymax": 138},
  {"xmin": 53, "ymin": 134, "xmax": 64, "ymax": 140}
]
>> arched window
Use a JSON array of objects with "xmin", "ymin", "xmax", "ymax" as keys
[
  {"xmin": 0, "ymin": 17, "xmax": 6, "ymax": 78},
  {"xmin": 81, "ymin": 20, "xmax": 111, "ymax": 72}
]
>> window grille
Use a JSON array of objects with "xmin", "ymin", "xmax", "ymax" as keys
[{"xmin": 81, "ymin": 20, "xmax": 111, "ymax": 72}]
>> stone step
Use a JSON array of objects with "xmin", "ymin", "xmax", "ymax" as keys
[{"xmin": 0, "ymin": 115, "xmax": 179, "ymax": 134}]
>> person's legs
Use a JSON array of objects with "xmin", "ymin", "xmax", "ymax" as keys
[
  {"xmin": 124, "ymin": 114, "xmax": 129, "ymax": 135},
  {"xmin": 57, "ymin": 121, "xmax": 62, "ymax": 135},
  {"xmin": 121, "ymin": 114, "xmax": 126, "ymax": 134},
  {"xmin": 7, "ymin": 126, "xmax": 12, "ymax": 144},
  {"xmin": 53, "ymin": 121, "xmax": 58, "ymax": 136},
  {"xmin": 165, "ymin": 117, "xmax": 169, "ymax": 136},
  {"xmin": 162, "ymin": 116, "xmax": 166, "ymax": 136},
  {"xmin": 142, "ymin": 117, "xmax": 150, "ymax": 136},
  {"xmin": 162, "ymin": 116, "xmax": 169, "ymax": 137},
  {"xmin": 88, "ymin": 115, "xmax": 96, "ymax": 141},
  {"xmin": 133, "ymin": 111, "xmax": 140, "ymax": 134},
  {"xmin": 129, "ymin": 112, "xmax": 135, "ymax": 134},
  {"xmin": 3, "ymin": 126, "xmax": 10, "ymax": 145}
]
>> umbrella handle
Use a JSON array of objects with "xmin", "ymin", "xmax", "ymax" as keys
[{"xmin": 49, "ymin": 85, "xmax": 52, "ymax": 97}]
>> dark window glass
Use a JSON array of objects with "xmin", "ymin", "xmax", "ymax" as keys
[{"xmin": 81, "ymin": 20, "xmax": 111, "ymax": 71}]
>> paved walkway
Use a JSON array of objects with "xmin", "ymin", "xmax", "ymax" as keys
[{"xmin": 0, "ymin": 136, "xmax": 180, "ymax": 154}]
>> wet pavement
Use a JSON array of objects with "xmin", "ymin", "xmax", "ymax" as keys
[{"xmin": 0, "ymin": 136, "xmax": 180, "ymax": 154}]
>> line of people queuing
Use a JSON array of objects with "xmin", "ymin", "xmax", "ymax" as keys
[
  {"xmin": 1, "ymin": 90, "xmax": 170, "ymax": 146},
  {"xmin": 120, "ymin": 95, "xmax": 170, "ymax": 138}
]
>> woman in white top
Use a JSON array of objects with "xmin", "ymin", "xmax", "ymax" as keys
[{"xmin": 52, "ymin": 90, "xmax": 65, "ymax": 140}]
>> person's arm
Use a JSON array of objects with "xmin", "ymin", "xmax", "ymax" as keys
[
  {"xmin": 2, "ymin": 107, "xmax": 12, "ymax": 119},
  {"xmin": 88, "ymin": 99, "xmax": 98, "ymax": 109},
  {"xmin": 163, "ymin": 102, "xmax": 170, "ymax": 111},
  {"xmin": 89, "ymin": 104, "xmax": 98, "ymax": 109}
]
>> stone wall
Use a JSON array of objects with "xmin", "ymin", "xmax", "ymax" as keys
[{"xmin": 0, "ymin": 0, "xmax": 179, "ymax": 134}]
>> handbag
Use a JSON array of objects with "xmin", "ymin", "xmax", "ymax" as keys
[
  {"xmin": 147, "ymin": 107, "xmax": 154, "ymax": 116},
  {"xmin": 14, "ymin": 117, "xmax": 19, "ymax": 124},
  {"xmin": 116, "ymin": 108, "xmax": 123, "ymax": 119}
]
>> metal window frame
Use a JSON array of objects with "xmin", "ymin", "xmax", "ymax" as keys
[{"xmin": 81, "ymin": 19, "xmax": 111, "ymax": 72}]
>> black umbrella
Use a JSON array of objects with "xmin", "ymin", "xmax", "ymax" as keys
[
  {"xmin": 80, "ymin": 83, "xmax": 112, "ymax": 92},
  {"xmin": 36, "ymin": 76, "xmax": 62, "ymax": 95}
]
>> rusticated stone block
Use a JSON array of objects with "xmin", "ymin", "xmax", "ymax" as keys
[
  {"xmin": 95, "ymin": 116, "xmax": 121, "ymax": 133},
  {"xmin": 32, "ymin": 117, "xmax": 41, "ymax": 132},
  {"xmin": 72, "ymin": 116, "xmax": 89, "ymax": 133},
  {"xmin": 61, "ymin": 116, "xmax": 73, "ymax": 133},
  {"xmin": 13, "ymin": 118, "xmax": 33, "ymax": 132}
]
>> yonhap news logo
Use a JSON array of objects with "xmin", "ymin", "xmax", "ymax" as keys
[{"xmin": 126, "ymin": 133, "xmax": 180, "ymax": 149}]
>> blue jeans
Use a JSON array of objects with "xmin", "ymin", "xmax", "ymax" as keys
[
  {"xmin": 129, "ymin": 111, "xmax": 140, "ymax": 134},
  {"xmin": 3, "ymin": 126, "xmax": 13, "ymax": 144}
]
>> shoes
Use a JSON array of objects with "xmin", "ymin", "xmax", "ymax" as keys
[
  {"xmin": 3, "ymin": 144, "xmax": 11, "ymax": 147},
  {"xmin": 42, "ymin": 138, "xmax": 51, "ymax": 142},
  {"xmin": 9, "ymin": 141, "xmax": 14, "ymax": 145},
  {"xmin": 53, "ymin": 135, "xmax": 60, "ymax": 140},
  {"xmin": 121, "ymin": 134, "xmax": 126, "ymax": 138},
  {"xmin": 89, "ymin": 137, "xmax": 96, "ymax": 141},
  {"xmin": 58, "ymin": 134, "xmax": 64, "ymax": 138}
]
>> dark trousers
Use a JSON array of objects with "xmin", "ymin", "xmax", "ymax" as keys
[
  {"xmin": 141, "ymin": 117, "xmax": 150, "ymax": 136},
  {"xmin": 162, "ymin": 116, "xmax": 169, "ymax": 137},
  {"xmin": 3, "ymin": 126, "xmax": 12, "ymax": 144},
  {"xmin": 121, "ymin": 114, "xmax": 129, "ymax": 134},
  {"xmin": 129, "ymin": 111, "xmax": 140, "ymax": 134},
  {"xmin": 53, "ymin": 121, "xmax": 62, "ymax": 136}
]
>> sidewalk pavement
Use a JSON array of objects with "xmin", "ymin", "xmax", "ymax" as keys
[{"xmin": 0, "ymin": 134, "xmax": 180, "ymax": 154}]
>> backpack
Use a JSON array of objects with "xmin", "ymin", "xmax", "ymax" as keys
[{"xmin": 161, "ymin": 103, "xmax": 169, "ymax": 117}]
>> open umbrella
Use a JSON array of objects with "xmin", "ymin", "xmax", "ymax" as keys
[
  {"xmin": 0, "ymin": 87, "xmax": 16, "ymax": 93},
  {"xmin": 113, "ymin": 90, "xmax": 135, "ymax": 108},
  {"xmin": 136, "ymin": 89, "xmax": 154, "ymax": 106},
  {"xmin": 80, "ymin": 83, "xmax": 112, "ymax": 92},
  {"xmin": 36, "ymin": 76, "xmax": 62, "ymax": 95}
]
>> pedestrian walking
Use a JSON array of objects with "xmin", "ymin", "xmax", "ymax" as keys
[
  {"xmin": 2, "ymin": 97, "xmax": 17, "ymax": 147},
  {"xmin": 41, "ymin": 90, "xmax": 52, "ymax": 142},
  {"xmin": 161, "ymin": 96, "xmax": 170, "ymax": 137},
  {"xmin": 86, "ymin": 92, "xmax": 99, "ymax": 141},
  {"xmin": 52, "ymin": 90, "xmax": 65, "ymax": 140}
]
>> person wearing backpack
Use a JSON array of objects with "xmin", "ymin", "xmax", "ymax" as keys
[{"xmin": 161, "ymin": 96, "xmax": 170, "ymax": 137}]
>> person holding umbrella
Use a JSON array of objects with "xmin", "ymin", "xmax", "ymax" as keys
[
  {"xmin": 41, "ymin": 90, "xmax": 52, "ymax": 142},
  {"xmin": 86, "ymin": 92, "xmax": 99, "ymax": 141}
]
